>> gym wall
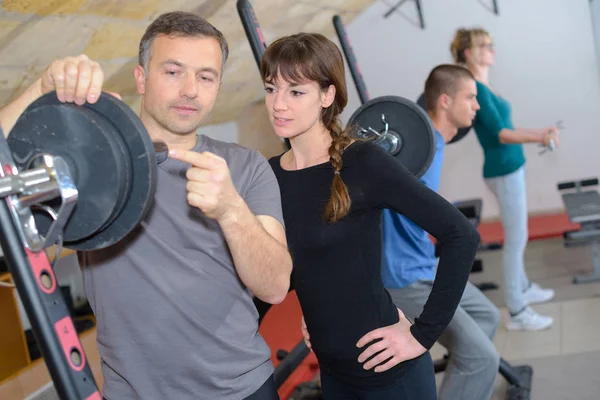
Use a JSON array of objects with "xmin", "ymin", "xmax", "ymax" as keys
[
  {"xmin": 198, "ymin": 120, "xmax": 238, "ymax": 144},
  {"xmin": 591, "ymin": 0, "xmax": 600, "ymax": 78},
  {"xmin": 336, "ymin": 0, "xmax": 600, "ymax": 220}
]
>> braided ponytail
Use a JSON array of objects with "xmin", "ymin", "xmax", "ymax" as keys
[{"xmin": 323, "ymin": 106, "xmax": 352, "ymax": 224}]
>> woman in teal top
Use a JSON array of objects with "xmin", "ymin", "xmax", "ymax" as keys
[{"xmin": 450, "ymin": 27, "xmax": 558, "ymax": 332}]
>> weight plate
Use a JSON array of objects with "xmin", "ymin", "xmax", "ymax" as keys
[
  {"xmin": 348, "ymin": 95, "xmax": 436, "ymax": 178},
  {"xmin": 8, "ymin": 96, "xmax": 130, "ymax": 243},
  {"xmin": 8, "ymin": 92, "xmax": 157, "ymax": 251},
  {"xmin": 416, "ymin": 92, "xmax": 472, "ymax": 144}
]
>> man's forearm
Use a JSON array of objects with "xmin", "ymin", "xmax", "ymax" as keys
[
  {"xmin": 219, "ymin": 201, "xmax": 292, "ymax": 304},
  {"xmin": 499, "ymin": 127, "xmax": 543, "ymax": 144},
  {"xmin": 0, "ymin": 79, "xmax": 43, "ymax": 137}
]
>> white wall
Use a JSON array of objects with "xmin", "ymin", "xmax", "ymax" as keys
[
  {"xmin": 197, "ymin": 120, "xmax": 238, "ymax": 143},
  {"xmin": 341, "ymin": 0, "xmax": 600, "ymax": 219},
  {"xmin": 591, "ymin": 0, "xmax": 600, "ymax": 77}
]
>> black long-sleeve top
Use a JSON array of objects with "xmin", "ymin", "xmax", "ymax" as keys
[{"xmin": 268, "ymin": 140, "xmax": 480, "ymax": 389}]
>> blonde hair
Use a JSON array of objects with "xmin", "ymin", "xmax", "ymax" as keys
[{"xmin": 450, "ymin": 28, "xmax": 491, "ymax": 64}]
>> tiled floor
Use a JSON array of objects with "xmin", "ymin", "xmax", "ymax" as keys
[
  {"xmin": 472, "ymin": 237, "xmax": 600, "ymax": 306},
  {"xmin": 431, "ymin": 237, "xmax": 600, "ymax": 399}
]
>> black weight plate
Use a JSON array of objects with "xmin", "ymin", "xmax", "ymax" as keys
[
  {"xmin": 348, "ymin": 95, "xmax": 435, "ymax": 178},
  {"xmin": 416, "ymin": 92, "xmax": 472, "ymax": 144},
  {"xmin": 68, "ymin": 92, "xmax": 157, "ymax": 250},
  {"xmin": 8, "ymin": 96, "xmax": 131, "ymax": 243},
  {"xmin": 9, "ymin": 92, "xmax": 157, "ymax": 251}
]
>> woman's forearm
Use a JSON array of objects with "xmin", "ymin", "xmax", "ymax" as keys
[{"xmin": 498, "ymin": 127, "xmax": 544, "ymax": 144}]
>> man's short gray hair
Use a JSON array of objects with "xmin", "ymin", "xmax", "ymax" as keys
[{"xmin": 138, "ymin": 11, "xmax": 229, "ymax": 76}]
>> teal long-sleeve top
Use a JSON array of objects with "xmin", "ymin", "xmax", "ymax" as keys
[{"xmin": 473, "ymin": 81, "xmax": 526, "ymax": 178}]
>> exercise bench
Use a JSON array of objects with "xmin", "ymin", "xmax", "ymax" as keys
[{"xmin": 557, "ymin": 177, "xmax": 600, "ymax": 284}]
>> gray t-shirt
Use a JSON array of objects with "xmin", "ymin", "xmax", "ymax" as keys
[{"xmin": 80, "ymin": 134, "xmax": 284, "ymax": 399}]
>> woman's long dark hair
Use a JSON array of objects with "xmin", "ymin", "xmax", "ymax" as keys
[{"xmin": 260, "ymin": 33, "xmax": 352, "ymax": 223}]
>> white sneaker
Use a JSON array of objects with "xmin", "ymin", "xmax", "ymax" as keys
[
  {"xmin": 523, "ymin": 282, "xmax": 555, "ymax": 305},
  {"xmin": 506, "ymin": 307, "xmax": 553, "ymax": 331}
]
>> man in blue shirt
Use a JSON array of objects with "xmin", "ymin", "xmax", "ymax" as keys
[{"xmin": 382, "ymin": 64, "xmax": 500, "ymax": 400}]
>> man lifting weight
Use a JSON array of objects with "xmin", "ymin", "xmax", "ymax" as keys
[{"xmin": 0, "ymin": 11, "xmax": 292, "ymax": 400}]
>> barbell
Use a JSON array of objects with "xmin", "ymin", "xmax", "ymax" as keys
[
  {"xmin": 0, "ymin": 90, "xmax": 157, "ymax": 400},
  {"xmin": 6, "ymin": 91, "xmax": 157, "ymax": 251},
  {"xmin": 347, "ymin": 95, "xmax": 436, "ymax": 179}
]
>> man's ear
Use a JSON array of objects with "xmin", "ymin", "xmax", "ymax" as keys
[
  {"xmin": 134, "ymin": 65, "xmax": 146, "ymax": 95},
  {"xmin": 438, "ymin": 93, "xmax": 451, "ymax": 110}
]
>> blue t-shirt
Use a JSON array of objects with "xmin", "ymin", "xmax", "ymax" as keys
[{"xmin": 381, "ymin": 130, "xmax": 445, "ymax": 289}]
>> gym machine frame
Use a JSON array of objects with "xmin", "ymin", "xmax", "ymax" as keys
[
  {"xmin": 332, "ymin": 14, "xmax": 533, "ymax": 400},
  {"xmin": 0, "ymin": 129, "xmax": 100, "ymax": 399}
]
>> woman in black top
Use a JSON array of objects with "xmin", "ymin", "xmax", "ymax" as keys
[{"xmin": 260, "ymin": 33, "xmax": 480, "ymax": 398}]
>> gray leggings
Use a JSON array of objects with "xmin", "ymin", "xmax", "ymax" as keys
[{"xmin": 485, "ymin": 166, "xmax": 531, "ymax": 314}]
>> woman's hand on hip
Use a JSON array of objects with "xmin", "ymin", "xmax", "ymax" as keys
[{"xmin": 356, "ymin": 308, "xmax": 427, "ymax": 373}]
